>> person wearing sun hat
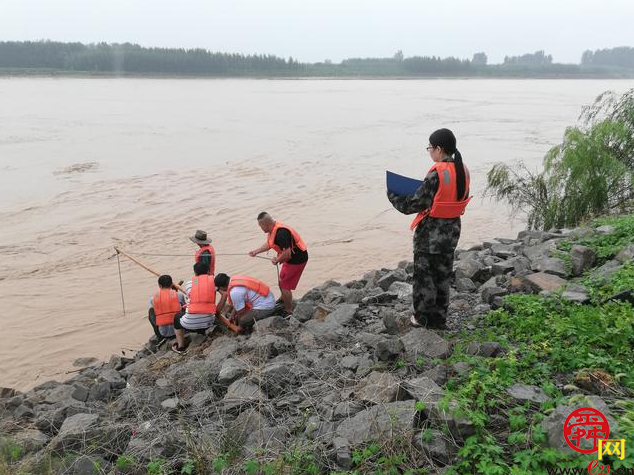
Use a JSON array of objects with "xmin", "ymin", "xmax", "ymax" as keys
[{"xmin": 190, "ymin": 230, "xmax": 216, "ymax": 275}]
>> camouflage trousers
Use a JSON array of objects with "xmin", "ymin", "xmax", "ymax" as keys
[{"xmin": 412, "ymin": 252, "xmax": 454, "ymax": 325}]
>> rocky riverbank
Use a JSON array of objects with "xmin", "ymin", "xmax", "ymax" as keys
[{"xmin": 2, "ymin": 216, "xmax": 634, "ymax": 475}]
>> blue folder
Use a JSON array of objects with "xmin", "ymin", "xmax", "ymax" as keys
[{"xmin": 386, "ymin": 170, "xmax": 423, "ymax": 196}]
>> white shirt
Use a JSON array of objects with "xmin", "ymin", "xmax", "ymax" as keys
[{"xmin": 230, "ymin": 286, "xmax": 275, "ymax": 312}]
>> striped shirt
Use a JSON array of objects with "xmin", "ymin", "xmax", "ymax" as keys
[{"xmin": 181, "ymin": 279, "xmax": 215, "ymax": 330}]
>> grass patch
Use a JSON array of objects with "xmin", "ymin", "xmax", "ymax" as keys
[{"xmin": 557, "ymin": 214, "xmax": 634, "ymax": 264}]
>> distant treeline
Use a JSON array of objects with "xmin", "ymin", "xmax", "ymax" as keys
[
  {"xmin": 0, "ymin": 41, "xmax": 633, "ymax": 78},
  {"xmin": 582, "ymin": 46, "xmax": 634, "ymax": 69}
]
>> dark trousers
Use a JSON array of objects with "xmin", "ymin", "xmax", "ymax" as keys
[
  {"xmin": 413, "ymin": 252, "xmax": 454, "ymax": 325},
  {"xmin": 148, "ymin": 308, "xmax": 175, "ymax": 340}
]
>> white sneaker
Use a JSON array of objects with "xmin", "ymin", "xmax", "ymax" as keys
[{"xmin": 410, "ymin": 315, "xmax": 423, "ymax": 327}]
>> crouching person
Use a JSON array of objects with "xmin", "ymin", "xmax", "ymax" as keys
[
  {"xmin": 172, "ymin": 262, "xmax": 216, "ymax": 354},
  {"xmin": 149, "ymin": 274, "xmax": 184, "ymax": 343},
  {"xmin": 214, "ymin": 273, "xmax": 276, "ymax": 330}
]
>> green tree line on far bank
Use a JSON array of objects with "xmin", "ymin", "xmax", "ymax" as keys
[{"xmin": 1, "ymin": 41, "xmax": 634, "ymax": 77}]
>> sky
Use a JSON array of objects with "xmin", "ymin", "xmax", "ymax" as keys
[{"xmin": 1, "ymin": 0, "xmax": 632, "ymax": 64}]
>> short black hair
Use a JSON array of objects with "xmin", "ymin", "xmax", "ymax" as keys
[
  {"xmin": 158, "ymin": 274, "xmax": 173, "ymax": 289},
  {"xmin": 214, "ymin": 273, "xmax": 230, "ymax": 289},
  {"xmin": 194, "ymin": 261, "xmax": 209, "ymax": 276},
  {"xmin": 257, "ymin": 212, "xmax": 269, "ymax": 220}
]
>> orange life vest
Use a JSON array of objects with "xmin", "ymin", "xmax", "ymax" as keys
[
  {"xmin": 152, "ymin": 289, "xmax": 181, "ymax": 326},
  {"xmin": 267, "ymin": 222, "xmax": 307, "ymax": 256},
  {"xmin": 410, "ymin": 161, "xmax": 471, "ymax": 231},
  {"xmin": 227, "ymin": 275, "xmax": 270, "ymax": 311},
  {"xmin": 187, "ymin": 275, "xmax": 217, "ymax": 314},
  {"xmin": 195, "ymin": 244, "xmax": 216, "ymax": 275}
]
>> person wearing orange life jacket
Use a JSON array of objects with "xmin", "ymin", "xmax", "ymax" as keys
[
  {"xmin": 387, "ymin": 128, "xmax": 470, "ymax": 330},
  {"xmin": 171, "ymin": 261, "xmax": 217, "ymax": 354},
  {"xmin": 214, "ymin": 273, "xmax": 276, "ymax": 330},
  {"xmin": 190, "ymin": 230, "xmax": 216, "ymax": 275},
  {"xmin": 248, "ymin": 213, "xmax": 308, "ymax": 318},
  {"xmin": 148, "ymin": 274, "xmax": 185, "ymax": 342}
]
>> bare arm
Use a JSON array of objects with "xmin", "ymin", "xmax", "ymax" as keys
[
  {"xmin": 273, "ymin": 247, "xmax": 292, "ymax": 264},
  {"xmin": 249, "ymin": 241, "xmax": 270, "ymax": 257}
]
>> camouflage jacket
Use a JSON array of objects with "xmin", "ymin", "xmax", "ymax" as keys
[{"xmin": 387, "ymin": 159, "xmax": 461, "ymax": 255}]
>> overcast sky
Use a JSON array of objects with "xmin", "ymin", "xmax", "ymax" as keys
[{"xmin": 2, "ymin": 0, "xmax": 632, "ymax": 64}]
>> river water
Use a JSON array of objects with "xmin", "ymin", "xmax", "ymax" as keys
[{"xmin": 1, "ymin": 78, "xmax": 632, "ymax": 390}]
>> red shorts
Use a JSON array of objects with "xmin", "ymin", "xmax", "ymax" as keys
[{"xmin": 278, "ymin": 262, "xmax": 307, "ymax": 290}]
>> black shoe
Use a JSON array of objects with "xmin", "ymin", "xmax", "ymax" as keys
[{"xmin": 280, "ymin": 310, "xmax": 293, "ymax": 319}]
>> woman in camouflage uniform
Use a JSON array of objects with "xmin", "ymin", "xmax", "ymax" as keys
[{"xmin": 387, "ymin": 128, "xmax": 469, "ymax": 329}]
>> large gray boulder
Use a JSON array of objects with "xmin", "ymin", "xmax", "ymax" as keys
[
  {"xmin": 12, "ymin": 429, "xmax": 50, "ymax": 454},
  {"xmin": 119, "ymin": 357, "xmax": 152, "ymax": 379},
  {"xmin": 323, "ymin": 286, "xmax": 351, "ymax": 306},
  {"xmin": 50, "ymin": 413, "xmax": 130, "ymax": 454},
  {"xmin": 335, "ymin": 401, "xmax": 417, "ymax": 445},
  {"xmin": 590, "ymin": 260, "xmax": 623, "ymax": 282},
  {"xmin": 43, "ymin": 385, "xmax": 75, "ymax": 405},
  {"xmin": 293, "ymin": 301, "xmax": 317, "ymax": 322},
  {"xmin": 562, "ymin": 284, "xmax": 591, "ymax": 304},
  {"xmin": 378, "ymin": 269, "xmax": 408, "ymax": 291},
  {"xmin": 67, "ymin": 455, "xmax": 108, "ymax": 475},
  {"xmin": 333, "ymin": 401, "xmax": 365, "ymax": 421},
  {"xmin": 424, "ymin": 399, "xmax": 475, "ymax": 440},
  {"xmin": 523, "ymin": 240, "xmax": 558, "ymax": 263},
  {"xmin": 490, "ymin": 243, "xmax": 519, "ymax": 258},
  {"xmin": 354, "ymin": 371, "xmax": 400, "ymax": 404},
  {"xmin": 125, "ymin": 426, "xmax": 186, "ymax": 462},
  {"xmin": 256, "ymin": 362, "xmax": 304, "ymax": 397},
  {"xmin": 465, "ymin": 341, "xmax": 502, "ymax": 357},
  {"xmin": 88, "ymin": 382, "xmax": 111, "ymax": 402},
  {"xmin": 112, "ymin": 387, "xmax": 162, "ymax": 418},
  {"xmin": 254, "ymin": 315, "xmax": 300, "ymax": 335},
  {"xmin": 454, "ymin": 259, "xmax": 488, "ymax": 282},
  {"xmin": 455, "ymin": 278, "xmax": 477, "ymax": 292},
  {"xmin": 615, "ymin": 243, "xmax": 634, "ymax": 263},
  {"xmin": 532, "ymin": 257, "xmax": 568, "ymax": 277},
  {"xmin": 542, "ymin": 396, "xmax": 617, "ymax": 453},
  {"xmin": 326, "ymin": 304, "xmax": 359, "ymax": 325},
  {"xmin": 570, "ymin": 245, "xmax": 597, "ymax": 276},
  {"xmin": 506, "ymin": 384, "xmax": 550, "ymax": 404},
  {"xmin": 333, "ymin": 436, "xmax": 353, "ymax": 469},
  {"xmin": 218, "ymin": 358, "xmax": 250, "ymax": 387},
  {"xmin": 400, "ymin": 377, "xmax": 444, "ymax": 404},
  {"xmin": 491, "ymin": 261, "xmax": 516, "ymax": 276},
  {"xmin": 422, "ymin": 365, "xmax": 450, "ymax": 387},
  {"xmin": 302, "ymin": 318, "xmax": 348, "ymax": 344},
  {"xmin": 400, "ymin": 328, "xmax": 451, "ymax": 360},
  {"xmin": 414, "ymin": 430, "xmax": 453, "ymax": 465},
  {"xmin": 98, "ymin": 369, "xmax": 126, "ymax": 390},
  {"xmin": 186, "ymin": 390, "xmax": 215, "ymax": 409},
  {"xmin": 568, "ymin": 227, "xmax": 597, "ymax": 239},
  {"xmin": 389, "ymin": 281, "xmax": 414, "ymax": 301},
  {"xmin": 522, "ymin": 272, "xmax": 567, "ymax": 293},
  {"xmin": 243, "ymin": 427, "xmax": 288, "ymax": 457},
  {"xmin": 244, "ymin": 334, "xmax": 292, "ymax": 360},
  {"xmin": 596, "ymin": 225, "xmax": 615, "ymax": 234},
  {"xmin": 71, "ymin": 385, "xmax": 90, "ymax": 403},
  {"xmin": 223, "ymin": 380, "xmax": 267, "ymax": 413},
  {"xmin": 480, "ymin": 286, "xmax": 508, "ymax": 304},
  {"xmin": 374, "ymin": 337, "xmax": 405, "ymax": 361}
]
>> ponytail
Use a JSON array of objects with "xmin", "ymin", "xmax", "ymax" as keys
[
  {"xmin": 454, "ymin": 149, "xmax": 468, "ymax": 201},
  {"xmin": 429, "ymin": 128, "xmax": 468, "ymax": 201}
]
